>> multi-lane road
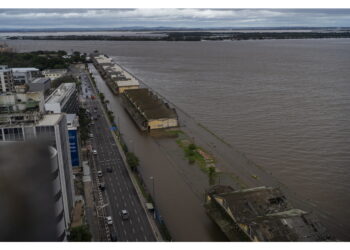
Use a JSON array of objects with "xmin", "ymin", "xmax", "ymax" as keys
[{"xmin": 80, "ymin": 72, "xmax": 156, "ymax": 241}]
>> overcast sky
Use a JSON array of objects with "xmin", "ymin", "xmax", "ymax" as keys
[{"xmin": 0, "ymin": 9, "xmax": 350, "ymax": 29}]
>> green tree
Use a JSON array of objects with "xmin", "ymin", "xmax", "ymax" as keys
[
  {"xmin": 208, "ymin": 166, "xmax": 217, "ymax": 186},
  {"xmin": 126, "ymin": 152, "xmax": 139, "ymax": 171},
  {"xmin": 68, "ymin": 225, "xmax": 92, "ymax": 241}
]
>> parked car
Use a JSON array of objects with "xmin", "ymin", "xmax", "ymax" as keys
[
  {"xmin": 106, "ymin": 216, "xmax": 113, "ymax": 225},
  {"xmin": 97, "ymin": 170, "xmax": 103, "ymax": 177},
  {"xmin": 110, "ymin": 232, "xmax": 117, "ymax": 241},
  {"xmin": 99, "ymin": 182, "xmax": 105, "ymax": 191},
  {"xmin": 120, "ymin": 210, "xmax": 129, "ymax": 220}
]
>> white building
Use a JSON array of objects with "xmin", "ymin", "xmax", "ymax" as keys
[
  {"xmin": 0, "ymin": 65, "xmax": 14, "ymax": 93},
  {"xmin": 42, "ymin": 69, "xmax": 67, "ymax": 80},
  {"xmin": 12, "ymin": 67, "xmax": 39, "ymax": 85},
  {"xmin": 45, "ymin": 82, "xmax": 78, "ymax": 114}
]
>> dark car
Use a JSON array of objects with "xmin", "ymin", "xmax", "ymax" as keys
[
  {"xmin": 107, "ymin": 167, "xmax": 113, "ymax": 173},
  {"xmin": 99, "ymin": 182, "xmax": 105, "ymax": 191},
  {"xmin": 110, "ymin": 232, "xmax": 117, "ymax": 241}
]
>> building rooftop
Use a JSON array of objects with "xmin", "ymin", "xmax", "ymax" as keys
[
  {"xmin": 123, "ymin": 88, "xmax": 177, "ymax": 120},
  {"xmin": 66, "ymin": 114, "xmax": 79, "ymax": 128},
  {"xmin": 94, "ymin": 55, "xmax": 113, "ymax": 64},
  {"xmin": 31, "ymin": 77, "xmax": 51, "ymax": 84},
  {"xmin": 37, "ymin": 113, "xmax": 63, "ymax": 126},
  {"xmin": 12, "ymin": 68, "xmax": 39, "ymax": 73},
  {"xmin": 207, "ymin": 185, "xmax": 332, "ymax": 241},
  {"xmin": 45, "ymin": 82, "xmax": 75, "ymax": 105},
  {"xmin": 42, "ymin": 69, "xmax": 67, "ymax": 74}
]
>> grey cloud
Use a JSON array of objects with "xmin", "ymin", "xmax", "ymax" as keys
[{"xmin": 0, "ymin": 9, "xmax": 350, "ymax": 29}]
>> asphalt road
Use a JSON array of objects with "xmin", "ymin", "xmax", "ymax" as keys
[{"xmin": 80, "ymin": 72, "xmax": 155, "ymax": 242}]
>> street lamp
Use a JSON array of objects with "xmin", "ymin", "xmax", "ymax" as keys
[
  {"xmin": 149, "ymin": 176, "xmax": 156, "ymax": 219},
  {"xmin": 149, "ymin": 176, "xmax": 155, "ymax": 202}
]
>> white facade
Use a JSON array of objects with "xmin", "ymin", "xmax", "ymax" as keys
[
  {"xmin": 50, "ymin": 146, "xmax": 68, "ymax": 241},
  {"xmin": 45, "ymin": 82, "xmax": 77, "ymax": 114}
]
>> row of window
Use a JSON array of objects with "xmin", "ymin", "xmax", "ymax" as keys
[{"xmin": 0, "ymin": 127, "xmax": 24, "ymax": 141}]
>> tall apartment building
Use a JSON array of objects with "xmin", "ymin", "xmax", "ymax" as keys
[
  {"xmin": 0, "ymin": 65, "xmax": 14, "ymax": 93},
  {"xmin": 0, "ymin": 93, "xmax": 75, "ymax": 241},
  {"xmin": 45, "ymin": 82, "xmax": 79, "ymax": 114}
]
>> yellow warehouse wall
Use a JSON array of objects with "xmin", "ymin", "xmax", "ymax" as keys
[{"xmin": 148, "ymin": 118, "xmax": 178, "ymax": 129}]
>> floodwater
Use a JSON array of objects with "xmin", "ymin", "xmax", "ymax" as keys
[{"xmin": 5, "ymin": 38, "xmax": 350, "ymax": 240}]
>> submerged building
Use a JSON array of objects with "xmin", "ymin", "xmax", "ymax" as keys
[
  {"xmin": 121, "ymin": 88, "xmax": 179, "ymax": 131},
  {"xmin": 205, "ymin": 185, "xmax": 332, "ymax": 241},
  {"xmin": 92, "ymin": 54, "xmax": 139, "ymax": 94}
]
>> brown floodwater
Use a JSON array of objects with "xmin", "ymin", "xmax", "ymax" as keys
[{"xmin": 5, "ymin": 38, "xmax": 350, "ymax": 240}]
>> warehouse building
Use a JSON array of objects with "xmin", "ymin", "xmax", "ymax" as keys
[
  {"xmin": 205, "ymin": 185, "xmax": 332, "ymax": 241},
  {"xmin": 121, "ymin": 88, "xmax": 178, "ymax": 131},
  {"xmin": 92, "ymin": 54, "xmax": 140, "ymax": 94}
]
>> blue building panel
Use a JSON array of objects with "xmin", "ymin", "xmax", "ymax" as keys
[{"xmin": 68, "ymin": 129, "xmax": 79, "ymax": 167}]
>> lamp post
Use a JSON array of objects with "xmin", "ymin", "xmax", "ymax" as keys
[
  {"xmin": 149, "ymin": 176, "xmax": 155, "ymax": 202},
  {"xmin": 149, "ymin": 176, "xmax": 156, "ymax": 219}
]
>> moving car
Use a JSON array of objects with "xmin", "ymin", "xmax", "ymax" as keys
[
  {"xmin": 92, "ymin": 149, "xmax": 97, "ymax": 155},
  {"xmin": 120, "ymin": 210, "xmax": 129, "ymax": 220},
  {"xmin": 106, "ymin": 167, "xmax": 113, "ymax": 173}
]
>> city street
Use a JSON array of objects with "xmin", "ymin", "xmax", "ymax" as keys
[{"xmin": 80, "ymin": 72, "xmax": 156, "ymax": 241}]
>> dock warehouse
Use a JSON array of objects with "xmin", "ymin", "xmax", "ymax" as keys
[{"xmin": 121, "ymin": 88, "xmax": 179, "ymax": 131}]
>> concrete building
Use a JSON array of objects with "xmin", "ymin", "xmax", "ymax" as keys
[
  {"xmin": 205, "ymin": 185, "xmax": 332, "ymax": 241},
  {"xmin": 29, "ymin": 77, "xmax": 51, "ymax": 93},
  {"xmin": 50, "ymin": 146, "xmax": 69, "ymax": 241},
  {"xmin": 0, "ymin": 87, "xmax": 75, "ymax": 241},
  {"xmin": 0, "ymin": 65, "xmax": 14, "ymax": 93},
  {"xmin": 121, "ymin": 88, "xmax": 178, "ymax": 131},
  {"xmin": 0, "ymin": 112, "xmax": 75, "ymax": 241},
  {"xmin": 12, "ymin": 67, "xmax": 39, "ymax": 85},
  {"xmin": 45, "ymin": 82, "xmax": 78, "ymax": 114},
  {"xmin": 0, "ymin": 91, "xmax": 45, "ymax": 117},
  {"xmin": 42, "ymin": 69, "xmax": 67, "ymax": 80}
]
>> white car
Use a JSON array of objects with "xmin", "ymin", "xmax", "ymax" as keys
[
  {"xmin": 92, "ymin": 149, "xmax": 97, "ymax": 155},
  {"xmin": 97, "ymin": 170, "xmax": 103, "ymax": 177},
  {"xmin": 106, "ymin": 216, "xmax": 113, "ymax": 225}
]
